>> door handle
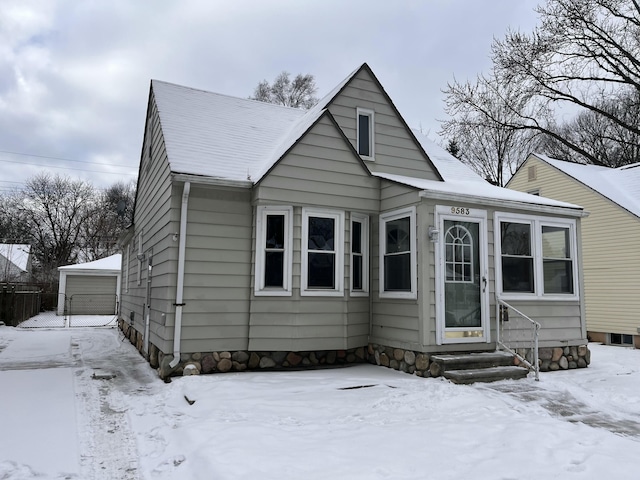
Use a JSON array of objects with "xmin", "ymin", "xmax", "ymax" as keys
[{"xmin": 482, "ymin": 276, "xmax": 487, "ymax": 293}]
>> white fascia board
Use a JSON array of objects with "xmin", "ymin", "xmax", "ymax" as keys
[{"xmin": 418, "ymin": 190, "xmax": 589, "ymax": 218}]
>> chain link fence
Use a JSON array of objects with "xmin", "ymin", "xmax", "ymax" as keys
[
  {"xmin": 67, "ymin": 294, "xmax": 118, "ymax": 327},
  {"xmin": 1, "ymin": 286, "xmax": 118, "ymax": 328}
]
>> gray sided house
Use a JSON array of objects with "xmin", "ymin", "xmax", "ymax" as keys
[{"xmin": 119, "ymin": 64, "xmax": 590, "ymax": 380}]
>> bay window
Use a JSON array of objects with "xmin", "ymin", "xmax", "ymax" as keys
[
  {"xmin": 350, "ymin": 213, "xmax": 369, "ymax": 295},
  {"xmin": 255, "ymin": 206, "xmax": 292, "ymax": 296},
  {"xmin": 301, "ymin": 208, "xmax": 344, "ymax": 296}
]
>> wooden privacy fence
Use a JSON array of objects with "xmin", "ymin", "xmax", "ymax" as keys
[{"xmin": 0, "ymin": 284, "xmax": 42, "ymax": 327}]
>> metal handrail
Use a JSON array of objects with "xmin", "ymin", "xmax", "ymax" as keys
[{"xmin": 496, "ymin": 297, "xmax": 541, "ymax": 381}]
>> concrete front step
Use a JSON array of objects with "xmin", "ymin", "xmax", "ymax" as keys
[
  {"xmin": 429, "ymin": 351, "xmax": 516, "ymax": 377},
  {"xmin": 443, "ymin": 365, "xmax": 530, "ymax": 385}
]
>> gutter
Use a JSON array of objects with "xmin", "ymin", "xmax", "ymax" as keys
[{"xmin": 169, "ymin": 181, "xmax": 191, "ymax": 368}]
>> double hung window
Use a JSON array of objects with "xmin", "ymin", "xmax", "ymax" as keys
[
  {"xmin": 301, "ymin": 208, "xmax": 344, "ymax": 296},
  {"xmin": 379, "ymin": 207, "xmax": 417, "ymax": 299},
  {"xmin": 496, "ymin": 213, "xmax": 577, "ymax": 298},
  {"xmin": 350, "ymin": 213, "xmax": 369, "ymax": 295},
  {"xmin": 255, "ymin": 206, "xmax": 292, "ymax": 296}
]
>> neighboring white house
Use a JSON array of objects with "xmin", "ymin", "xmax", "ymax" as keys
[
  {"xmin": 0, "ymin": 244, "xmax": 32, "ymax": 283},
  {"xmin": 57, "ymin": 254, "xmax": 122, "ymax": 315}
]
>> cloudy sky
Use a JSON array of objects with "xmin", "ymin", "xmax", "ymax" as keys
[{"xmin": 0, "ymin": 0, "xmax": 542, "ymax": 193}]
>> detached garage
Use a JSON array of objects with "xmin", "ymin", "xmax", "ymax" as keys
[{"xmin": 57, "ymin": 254, "xmax": 122, "ymax": 315}]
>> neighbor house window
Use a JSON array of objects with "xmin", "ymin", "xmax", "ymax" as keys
[
  {"xmin": 301, "ymin": 208, "xmax": 344, "ymax": 296},
  {"xmin": 350, "ymin": 213, "xmax": 369, "ymax": 295},
  {"xmin": 609, "ymin": 333, "xmax": 633, "ymax": 346},
  {"xmin": 379, "ymin": 207, "xmax": 417, "ymax": 299},
  {"xmin": 254, "ymin": 206, "xmax": 293, "ymax": 296},
  {"xmin": 357, "ymin": 108, "xmax": 374, "ymax": 159},
  {"xmin": 495, "ymin": 213, "xmax": 577, "ymax": 298}
]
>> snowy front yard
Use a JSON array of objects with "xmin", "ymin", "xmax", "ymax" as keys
[{"xmin": 0, "ymin": 322, "xmax": 639, "ymax": 479}]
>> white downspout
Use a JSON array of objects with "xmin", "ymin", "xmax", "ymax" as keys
[{"xmin": 169, "ymin": 181, "xmax": 190, "ymax": 368}]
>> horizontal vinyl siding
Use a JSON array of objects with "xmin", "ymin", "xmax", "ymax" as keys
[
  {"xmin": 249, "ymin": 115, "xmax": 379, "ymax": 352},
  {"xmin": 254, "ymin": 116, "xmax": 379, "ymax": 211},
  {"xmin": 328, "ymin": 69, "xmax": 439, "ymax": 181},
  {"xmin": 120, "ymin": 93, "xmax": 176, "ymax": 353},
  {"xmin": 180, "ymin": 186, "xmax": 252, "ymax": 353},
  {"xmin": 499, "ymin": 301, "xmax": 584, "ymax": 347},
  {"xmin": 371, "ymin": 183, "xmax": 421, "ymax": 350},
  {"xmin": 509, "ymin": 157, "xmax": 640, "ymax": 336}
]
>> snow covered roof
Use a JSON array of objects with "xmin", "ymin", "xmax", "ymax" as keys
[
  {"xmin": 0, "ymin": 244, "xmax": 31, "ymax": 272},
  {"xmin": 531, "ymin": 154, "xmax": 640, "ymax": 218},
  {"xmin": 58, "ymin": 254, "xmax": 122, "ymax": 273},
  {"xmin": 412, "ymin": 130, "xmax": 485, "ymax": 183},
  {"xmin": 152, "ymin": 65, "xmax": 394, "ymax": 184},
  {"xmin": 376, "ymin": 136, "xmax": 582, "ymax": 212},
  {"xmin": 148, "ymin": 66, "xmax": 581, "ymax": 217},
  {"xmin": 152, "ymin": 81, "xmax": 305, "ymax": 183}
]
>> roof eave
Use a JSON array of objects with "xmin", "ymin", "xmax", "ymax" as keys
[
  {"xmin": 171, "ymin": 173, "xmax": 253, "ymax": 189},
  {"xmin": 418, "ymin": 190, "xmax": 589, "ymax": 218}
]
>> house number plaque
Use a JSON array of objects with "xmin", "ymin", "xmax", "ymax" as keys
[{"xmin": 450, "ymin": 207, "xmax": 471, "ymax": 215}]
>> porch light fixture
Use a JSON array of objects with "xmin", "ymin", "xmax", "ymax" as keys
[{"xmin": 428, "ymin": 226, "xmax": 439, "ymax": 242}]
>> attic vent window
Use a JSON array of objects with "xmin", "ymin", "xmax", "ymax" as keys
[
  {"xmin": 528, "ymin": 165, "xmax": 537, "ymax": 181},
  {"xmin": 357, "ymin": 108, "xmax": 374, "ymax": 160}
]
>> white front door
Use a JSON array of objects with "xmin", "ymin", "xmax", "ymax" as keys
[{"xmin": 435, "ymin": 206, "xmax": 490, "ymax": 345}]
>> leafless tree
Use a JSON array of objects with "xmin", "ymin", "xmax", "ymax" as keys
[
  {"xmin": 490, "ymin": 0, "xmax": 640, "ymax": 165},
  {"xmin": 79, "ymin": 180, "xmax": 135, "ymax": 261},
  {"xmin": 0, "ymin": 175, "xmax": 135, "ymax": 286},
  {"xmin": 538, "ymin": 90, "xmax": 640, "ymax": 166},
  {"xmin": 440, "ymin": 68, "xmax": 546, "ymax": 186},
  {"xmin": 15, "ymin": 174, "xmax": 97, "ymax": 283},
  {"xmin": 250, "ymin": 71, "xmax": 318, "ymax": 109}
]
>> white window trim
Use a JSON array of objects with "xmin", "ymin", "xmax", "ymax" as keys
[
  {"xmin": 494, "ymin": 212, "xmax": 579, "ymax": 301},
  {"xmin": 379, "ymin": 206, "xmax": 417, "ymax": 300},
  {"xmin": 254, "ymin": 206, "xmax": 293, "ymax": 296},
  {"xmin": 350, "ymin": 213, "xmax": 369, "ymax": 296},
  {"xmin": 301, "ymin": 207, "xmax": 345, "ymax": 297},
  {"xmin": 356, "ymin": 107, "xmax": 375, "ymax": 161}
]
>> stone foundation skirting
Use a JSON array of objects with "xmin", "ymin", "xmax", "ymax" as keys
[
  {"xmin": 119, "ymin": 320, "xmax": 366, "ymax": 379},
  {"xmin": 119, "ymin": 320, "xmax": 590, "ymax": 378}
]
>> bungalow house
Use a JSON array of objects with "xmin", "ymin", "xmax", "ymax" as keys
[
  {"xmin": 0, "ymin": 244, "xmax": 32, "ymax": 283},
  {"xmin": 507, "ymin": 153, "xmax": 640, "ymax": 349},
  {"xmin": 119, "ymin": 64, "xmax": 590, "ymax": 381}
]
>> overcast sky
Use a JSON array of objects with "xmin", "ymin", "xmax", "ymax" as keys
[{"xmin": 0, "ymin": 0, "xmax": 542, "ymax": 193}]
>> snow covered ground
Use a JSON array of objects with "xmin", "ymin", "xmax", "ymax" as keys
[{"xmin": 1, "ymin": 319, "xmax": 639, "ymax": 479}]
